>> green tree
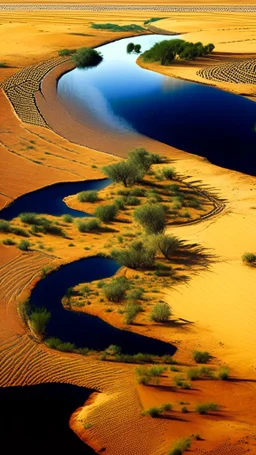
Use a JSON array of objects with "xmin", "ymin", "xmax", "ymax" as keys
[
  {"xmin": 128, "ymin": 148, "xmax": 161, "ymax": 172},
  {"xmin": 134, "ymin": 204, "xmax": 166, "ymax": 234},
  {"xmin": 102, "ymin": 160, "xmax": 145, "ymax": 187},
  {"xmin": 111, "ymin": 240, "xmax": 156, "ymax": 269},
  {"xmin": 134, "ymin": 44, "xmax": 141, "ymax": 53},
  {"xmin": 153, "ymin": 234, "xmax": 181, "ymax": 259},
  {"xmin": 127, "ymin": 42, "xmax": 135, "ymax": 53}
]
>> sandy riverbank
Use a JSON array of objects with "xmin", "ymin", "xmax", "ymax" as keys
[{"xmin": 0, "ymin": 8, "xmax": 256, "ymax": 455}]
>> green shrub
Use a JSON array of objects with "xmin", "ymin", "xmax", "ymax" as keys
[
  {"xmin": 150, "ymin": 302, "xmax": 171, "ymax": 322},
  {"xmin": 91, "ymin": 23, "xmax": 145, "ymax": 32},
  {"xmin": 112, "ymin": 241, "xmax": 156, "ymax": 269},
  {"xmin": 126, "ymin": 196, "xmax": 141, "ymax": 206},
  {"xmin": 181, "ymin": 406, "xmax": 188, "ymax": 413},
  {"xmin": 30, "ymin": 308, "xmax": 51, "ymax": 336},
  {"xmin": 102, "ymin": 160, "xmax": 145, "ymax": 187},
  {"xmin": 187, "ymin": 367, "xmax": 213, "ymax": 381},
  {"xmin": 144, "ymin": 17, "xmax": 166, "ymax": 25},
  {"xmin": 149, "ymin": 365, "xmax": 166, "ymax": 377},
  {"xmin": 168, "ymin": 437, "xmax": 191, "ymax": 455},
  {"xmin": 134, "ymin": 204, "xmax": 166, "ymax": 234},
  {"xmin": 12, "ymin": 226, "xmax": 30, "ymax": 237},
  {"xmin": 62, "ymin": 214, "xmax": 73, "ymax": 223},
  {"xmin": 242, "ymin": 252, "xmax": 256, "ymax": 265},
  {"xmin": 103, "ymin": 276, "xmax": 130, "ymax": 302},
  {"xmin": 77, "ymin": 218, "xmax": 100, "ymax": 232},
  {"xmin": 153, "ymin": 234, "xmax": 181, "ymax": 259},
  {"xmin": 77, "ymin": 190, "xmax": 98, "ymax": 202},
  {"xmin": 114, "ymin": 197, "xmax": 126, "ymax": 210},
  {"xmin": 95, "ymin": 204, "xmax": 119, "ymax": 222},
  {"xmin": 18, "ymin": 240, "xmax": 31, "ymax": 251},
  {"xmin": 2, "ymin": 238, "xmax": 16, "ymax": 245},
  {"xmin": 46, "ymin": 337, "xmax": 89, "ymax": 355},
  {"xmin": 134, "ymin": 44, "xmax": 141, "ymax": 53},
  {"xmin": 128, "ymin": 148, "xmax": 161, "ymax": 172},
  {"xmin": 0, "ymin": 62, "xmax": 9, "ymax": 68},
  {"xmin": 130, "ymin": 188, "xmax": 145, "ymax": 197},
  {"xmin": 160, "ymin": 403, "xmax": 172, "ymax": 412},
  {"xmin": 72, "ymin": 47, "xmax": 103, "ymax": 68},
  {"xmin": 162, "ymin": 167, "xmax": 176, "ymax": 180},
  {"xmin": 173, "ymin": 376, "xmax": 191, "ymax": 389},
  {"xmin": 126, "ymin": 288, "xmax": 144, "ymax": 302},
  {"xmin": 195, "ymin": 402, "xmax": 220, "ymax": 415},
  {"xmin": 141, "ymin": 407, "xmax": 162, "ymax": 417},
  {"xmin": 0, "ymin": 220, "xmax": 10, "ymax": 232},
  {"xmin": 217, "ymin": 366, "xmax": 229, "ymax": 380},
  {"xmin": 106, "ymin": 344, "xmax": 121, "ymax": 355},
  {"xmin": 124, "ymin": 303, "xmax": 142, "ymax": 324},
  {"xmin": 20, "ymin": 212, "xmax": 38, "ymax": 224},
  {"xmin": 58, "ymin": 48, "xmax": 76, "ymax": 56},
  {"xmin": 193, "ymin": 350, "xmax": 210, "ymax": 364}
]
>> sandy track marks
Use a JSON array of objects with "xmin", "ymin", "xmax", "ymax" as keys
[{"xmin": 197, "ymin": 58, "xmax": 256, "ymax": 84}]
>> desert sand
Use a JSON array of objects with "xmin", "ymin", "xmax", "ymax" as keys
[{"xmin": 0, "ymin": 6, "xmax": 256, "ymax": 455}]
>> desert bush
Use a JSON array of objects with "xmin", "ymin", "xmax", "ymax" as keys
[
  {"xmin": 62, "ymin": 214, "xmax": 73, "ymax": 223},
  {"xmin": 124, "ymin": 303, "xmax": 142, "ymax": 324},
  {"xmin": 18, "ymin": 240, "xmax": 31, "ymax": 251},
  {"xmin": 111, "ymin": 241, "xmax": 156, "ymax": 269},
  {"xmin": 242, "ymin": 252, "xmax": 256, "ymax": 265},
  {"xmin": 142, "ymin": 403, "xmax": 172, "ymax": 417},
  {"xmin": 106, "ymin": 344, "xmax": 122, "ymax": 355},
  {"xmin": 102, "ymin": 160, "xmax": 145, "ymax": 187},
  {"xmin": 91, "ymin": 23, "xmax": 145, "ymax": 32},
  {"xmin": 0, "ymin": 62, "xmax": 9, "ymax": 68},
  {"xmin": 2, "ymin": 238, "xmax": 16, "ymax": 245},
  {"xmin": 77, "ymin": 218, "xmax": 100, "ymax": 232},
  {"xmin": 168, "ymin": 437, "xmax": 191, "ymax": 455},
  {"xmin": 154, "ymin": 234, "xmax": 181, "ymax": 259},
  {"xmin": 126, "ymin": 288, "xmax": 144, "ymax": 302},
  {"xmin": 0, "ymin": 220, "xmax": 10, "ymax": 232},
  {"xmin": 95, "ymin": 204, "xmax": 119, "ymax": 222},
  {"xmin": 77, "ymin": 190, "xmax": 98, "ymax": 202},
  {"xmin": 126, "ymin": 196, "xmax": 141, "ymax": 206},
  {"xmin": 20, "ymin": 212, "xmax": 39, "ymax": 224},
  {"xmin": 58, "ymin": 48, "xmax": 76, "ymax": 56},
  {"xmin": 128, "ymin": 148, "xmax": 161, "ymax": 172},
  {"xmin": 30, "ymin": 308, "xmax": 51, "ymax": 336},
  {"xmin": 72, "ymin": 47, "xmax": 103, "ymax": 68},
  {"xmin": 150, "ymin": 302, "xmax": 171, "ymax": 322},
  {"xmin": 162, "ymin": 167, "xmax": 176, "ymax": 180},
  {"xmin": 217, "ymin": 366, "xmax": 229, "ymax": 380},
  {"xmin": 173, "ymin": 376, "xmax": 191, "ymax": 389},
  {"xmin": 187, "ymin": 367, "xmax": 213, "ymax": 381},
  {"xmin": 144, "ymin": 17, "xmax": 166, "ymax": 25},
  {"xmin": 46, "ymin": 337, "xmax": 89, "ymax": 355},
  {"xmin": 103, "ymin": 276, "xmax": 130, "ymax": 302},
  {"xmin": 134, "ymin": 204, "xmax": 166, "ymax": 234},
  {"xmin": 195, "ymin": 402, "xmax": 220, "ymax": 415},
  {"xmin": 114, "ymin": 197, "xmax": 126, "ymax": 210},
  {"xmin": 130, "ymin": 187, "xmax": 145, "ymax": 197},
  {"xmin": 193, "ymin": 350, "xmax": 210, "ymax": 364}
]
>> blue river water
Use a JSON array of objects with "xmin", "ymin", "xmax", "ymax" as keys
[{"xmin": 57, "ymin": 34, "xmax": 256, "ymax": 176}]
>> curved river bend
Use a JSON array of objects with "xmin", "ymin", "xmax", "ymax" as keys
[{"xmin": 58, "ymin": 34, "xmax": 256, "ymax": 176}]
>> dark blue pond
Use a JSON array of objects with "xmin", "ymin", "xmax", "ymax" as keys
[
  {"xmin": 0, "ymin": 383, "xmax": 97, "ymax": 454},
  {"xmin": 57, "ymin": 34, "xmax": 256, "ymax": 176},
  {"xmin": 30, "ymin": 256, "xmax": 176, "ymax": 356},
  {"xmin": 0, "ymin": 178, "xmax": 110, "ymax": 221}
]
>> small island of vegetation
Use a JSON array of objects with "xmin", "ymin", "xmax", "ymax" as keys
[{"xmin": 141, "ymin": 39, "xmax": 215, "ymax": 65}]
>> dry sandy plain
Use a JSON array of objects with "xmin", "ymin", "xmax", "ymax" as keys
[{"xmin": 0, "ymin": 4, "xmax": 256, "ymax": 455}]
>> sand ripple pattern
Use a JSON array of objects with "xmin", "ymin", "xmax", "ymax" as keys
[
  {"xmin": 0, "ymin": 4, "xmax": 256, "ymax": 12},
  {"xmin": 1, "ymin": 57, "xmax": 69, "ymax": 127},
  {"xmin": 197, "ymin": 58, "xmax": 256, "ymax": 85}
]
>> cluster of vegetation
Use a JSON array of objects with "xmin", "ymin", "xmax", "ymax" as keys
[
  {"xmin": 142, "ymin": 39, "xmax": 215, "ymax": 65},
  {"xmin": 141, "ymin": 403, "xmax": 172, "ymax": 417},
  {"xmin": 144, "ymin": 17, "xmax": 166, "ymax": 25},
  {"xmin": 90, "ymin": 23, "xmax": 145, "ymax": 32},
  {"xmin": 102, "ymin": 148, "xmax": 162, "ymax": 187},
  {"xmin": 136, "ymin": 365, "xmax": 167, "ymax": 385},
  {"xmin": 58, "ymin": 48, "xmax": 76, "ymax": 57},
  {"xmin": 77, "ymin": 218, "xmax": 101, "ymax": 233},
  {"xmin": 126, "ymin": 43, "xmax": 142, "ymax": 54},
  {"xmin": 72, "ymin": 47, "xmax": 103, "ymax": 68},
  {"xmin": 29, "ymin": 307, "xmax": 51, "ymax": 337},
  {"xmin": 173, "ymin": 376, "xmax": 191, "ymax": 390},
  {"xmin": 168, "ymin": 437, "xmax": 192, "ymax": 455},
  {"xmin": 195, "ymin": 402, "xmax": 220, "ymax": 415},
  {"xmin": 20, "ymin": 212, "xmax": 66, "ymax": 237},
  {"xmin": 0, "ymin": 219, "xmax": 29, "ymax": 237},
  {"xmin": 242, "ymin": 252, "xmax": 256, "ymax": 266},
  {"xmin": 45, "ymin": 337, "xmax": 91, "ymax": 355},
  {"xmin": 77, "ymin": 190, "xmax": 98, "ymax": 202},
  {"xmin": 193, "ymin": 350, "xmax": 211, "ymax": 363},
  {"xmin": 95, "ymin": 204, "xmax": 118, "ymax": 222},
  {"xmin": 0, "ymin": 62, "xmax": 10, "ymax": 68},
  {"xmin": 150, "ymin": 302, "xmax": 172, "ymax": 323}
]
